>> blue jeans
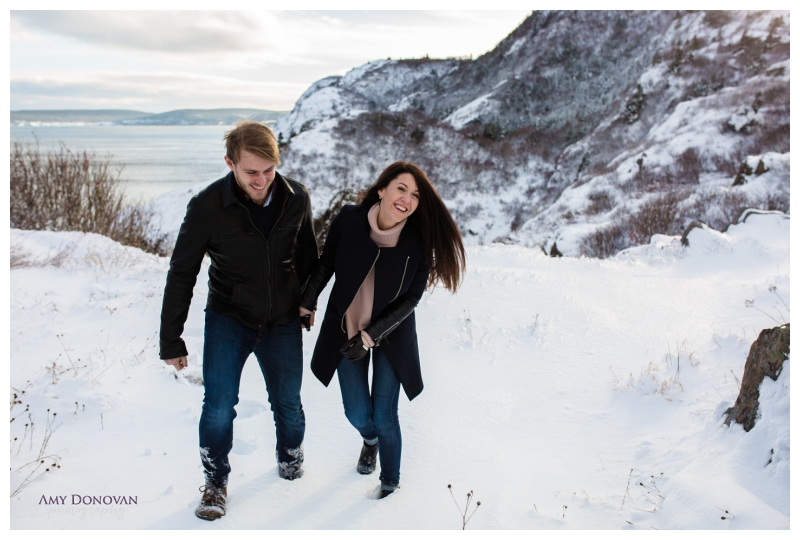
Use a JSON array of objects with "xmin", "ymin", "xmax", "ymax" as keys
[
  {"xmin": 199, "ymin": 309, "xmax": 305, "ymax": 487},
  {"xmin": 336, "ymin": 347, "xmax": 402, "ymax": 486}
]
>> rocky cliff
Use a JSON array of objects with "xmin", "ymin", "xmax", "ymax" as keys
[{"xmin": 276, "ymin": 10, "xmax": 789, "ymax": 256}]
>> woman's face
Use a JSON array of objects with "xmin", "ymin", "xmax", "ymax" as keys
[{"xmin": 378, "ymin": 173, "xmax": 419, "ymax": 225}]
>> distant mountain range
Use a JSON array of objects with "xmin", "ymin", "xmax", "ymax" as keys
[{"xmin": 11, "ymin": 108, "xmax": 289, "ymax": 126}]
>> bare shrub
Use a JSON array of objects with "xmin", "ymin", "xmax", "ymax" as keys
[
  {"xmin": 580, "ymin": 222, "xmax": 628, "ymax": 258},
  {"xmin": 674, "ymin": 147, "xmax": 704, "ymax": 183},
  {"xmin": 110, "ymin": 205, "xmax": 171, "ymax": 255},
  {"xmin": 710, "ymin": 154, "xmax": 740, "ymax": 176},
  {"xmin": 585, "ymin": 190, "xmax": 615, "ymax": 215},
  {"xmin": 10, "ymin": 142, "xmax": 169, "ymax": 255},
  {"xmin": 759, "ymin": 190, "xmax": 790, "ymax": 214},
  {"xmin": 313, "ymin": 188, "xmax": 359, "ymax": 248},
  {"xmin": 629, "ymin": 154, "xmax": 680, "ymax": 192},
  {"xmin": 560, "ymin": 209, "xmax": 576, "ymax": 224},
  {"xmin": 750, "ymin": 115, "xmax": 790, "ymax": 154},
  {"xmin": 684, "ymin": 189, "xmax": 753, "ymax": 231},
  {"xmin": 631, "ymin": 165, "xmax": 678, "ymax": 192},
  {"xmin": 501, "ymin": 199, "xmax": 530, "ymax": 231},
  {"xmin": 9, "ymin": 242, "xmax": 73, "ymax": 269},
  {"xmin": 628, "ymin": 191, "xmax": 687, "ymax": 245},
  {"xmin": 718, "ymin": 190, "xmax": 751, "ymax": 227},
  {"xmin": 10, "ymin": 244, "xmax": 32, "ymax": 268}
]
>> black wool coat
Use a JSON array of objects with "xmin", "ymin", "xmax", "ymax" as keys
[{"xmin": 300, "ymin": 204, "xmax": 430, "ymax": 400}]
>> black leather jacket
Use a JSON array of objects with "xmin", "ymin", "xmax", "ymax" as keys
[{"xmin": 159, "ymin": 171, "xmax": 317, "ymax": 360}]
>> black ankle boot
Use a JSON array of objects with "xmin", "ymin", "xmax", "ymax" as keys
[
  {"xmin": 378, "ymin": 483, "xmax": 398, "ymax": 499},
  {"xmin": 357, "ymin": 440, "xmax": 378, "ymax": 475}
]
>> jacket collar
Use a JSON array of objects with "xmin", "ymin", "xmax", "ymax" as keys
[{"xmin": 222, "ymin": 170, "xmax": 295, "ymax": 207}]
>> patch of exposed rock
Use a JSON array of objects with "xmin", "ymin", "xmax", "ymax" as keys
[{"xmin": 724, "ymin": 324, "xmax": 790, "ymax": 432}]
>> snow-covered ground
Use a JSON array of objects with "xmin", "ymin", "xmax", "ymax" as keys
[{"xmin": 9, "ymin": 211, "xmax": 789, "ymax": 529}]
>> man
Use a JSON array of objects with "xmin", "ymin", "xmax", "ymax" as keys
[{"xmin": 159, "ymin": 120, "xmax": 318, "ymax": 521}]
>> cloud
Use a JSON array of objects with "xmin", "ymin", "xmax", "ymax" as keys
[
  {"xmin": 11, "ymin": 72, "xmax": 306, "ymax": 111},
  {"xmin": 12, "ymin": 11, "xmax": 265, "ymax": 53},
  {"xmin": 10, "ymin": 10, "xmax": 532, "ymax": 112}
]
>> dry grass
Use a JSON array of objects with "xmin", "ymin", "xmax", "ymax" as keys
[{"xmin": 10, "ymin": 141, "xmax": 169, "ymax": 255}]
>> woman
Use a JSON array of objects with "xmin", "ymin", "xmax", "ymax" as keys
[{"xmin": 299, "ymin": 161, "xmax": 465, "ymax": 499}]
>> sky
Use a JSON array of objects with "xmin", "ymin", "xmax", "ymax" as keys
[{"xmin": 10, "ymin": 10, "xmax": 531, "ymax": 113}]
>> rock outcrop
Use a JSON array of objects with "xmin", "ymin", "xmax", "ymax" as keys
[{"xmin": 724, "ymin": 324, "xmax": 790, "ymax": 432}]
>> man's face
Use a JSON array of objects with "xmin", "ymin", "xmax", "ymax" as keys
[{"xmin": 224, "ymin": 149, "xmax": 276, "ymax": 205}]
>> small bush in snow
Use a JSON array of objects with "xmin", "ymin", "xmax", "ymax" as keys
[
  {"xmin": 585, "ymin": 190, "xmax": 615, "ymax": 216},
  {"xmin": 716, "ymin": 190, "xmax": 751, "ymax": 228},
  {"xmin": 681, "ymin": 186, "xmax": 789, "ymax": 237},
  {"xmin": 710, "ymin": 154, "xmax": 741, "ymax": 177},
  {"xmin": 759, "ymin": 190, "xmax": 790, "ymax": 214},
  {"xmin": 627, "ymin": 190, "xmax": 687, "ymax": 245},
  {"xmin": 11, "ymin": 409, "xmax": 62, "ymax": 498},
  {"xmin": 410, "ymin": 126, "xmax": 425, "ymax": 144},
  {"xmin": 10, "ymin": 142, "xmax": 169, "ymax": 255},
  {"xmin": 580, "ymin": 223, "xmax": 628, "ymax": 259},
  {"xmin": 674, "ymin": 147, "xmax": 704, "ymax": 183},
  {"xmin": 312, "ymin": 188, "xmax": 360, "ymax": 248}
]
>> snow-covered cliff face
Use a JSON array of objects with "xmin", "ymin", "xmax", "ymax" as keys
[{"xmin": 276, "ymin": 10, "xmax": 790, "ymax": 256}]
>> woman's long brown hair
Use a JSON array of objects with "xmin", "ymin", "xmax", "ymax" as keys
[{"xmin": 358, "ymin": 161, "xmax": 466, "ymax": 293}]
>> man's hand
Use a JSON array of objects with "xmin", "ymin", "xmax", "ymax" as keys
[
  {"xmin": 164, "ymin": 357, "xmax": 188, "ymax": 371},
  {"xmin": 299, "ymin": 307, "xmax": 315, "ymax": 330}
]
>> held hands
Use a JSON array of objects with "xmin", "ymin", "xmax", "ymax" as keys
[
  {"xmin": 165, "ymin": 356, "xmax": 188, "ymax": 371},
  {"xmin": 340, "ymin": 333, "xmax": 370, "ymax": 361},
  {"xmin": 299, "ymin": 307, "xmax": 315, "ymax": 331}
]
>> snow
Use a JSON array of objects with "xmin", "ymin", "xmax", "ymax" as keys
[
  {"xmin": 728, "ymin": 108, "xmax": 764, "ymax": 133},
  {"xmin": 274, "ymin": 80, "xmax": 348, "ymax": 138},
  {"xmin": 9, "ymin": 208, "xmax": 789, "ymax": 529},
  {"xmin": 339, "ymin": 59, "xmax": 392, "ymax": 87},
  {"xmin": 504, "ymin": 37, "xmax": 527, "ymax": 57},
  {"xmin": 514, "ymin": 64, "xmax": 790, "ymax": 256},
  {"xmin": 444, "ymin": 92, "xmax": 494, "ymax": 130}
]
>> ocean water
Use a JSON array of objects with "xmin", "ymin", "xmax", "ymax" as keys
[{"xmin": 10, "ymin": 125, "xmax": 233, "ymax": 202}]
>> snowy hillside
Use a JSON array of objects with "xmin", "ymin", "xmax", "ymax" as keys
[
  {"xmin": 271, "ymin": 10, "xmax": 789, "ymax": 256},
  {"xmin": 9, "ymin": 211, "xmax": 789, "ymax": 529}
]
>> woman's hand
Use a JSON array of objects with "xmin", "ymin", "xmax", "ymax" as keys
[{"xmin": 340, "ymin": 334, "xmax": 369, "ymax": 361}]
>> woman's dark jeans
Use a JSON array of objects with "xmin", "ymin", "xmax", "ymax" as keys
[
  {"xmin": 199, "ymin": 309, "xmax": 305, "ymax": 487},
  {"xmin": 336, "ymin": 347, "xmax": 402, "ymax": 486}
]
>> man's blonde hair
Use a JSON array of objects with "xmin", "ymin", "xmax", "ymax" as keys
[{"xmin": 224, "ymin": 119, "xmax": 281, "ymax": 165}]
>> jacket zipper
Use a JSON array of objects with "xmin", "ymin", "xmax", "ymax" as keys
[
  {"xmin": 342, "ymin": 250, "xmax": 381, "ymax": 334},
  {"xmin": 266, "ymin": 194, "xmax": 290, "ymax": 330},
  {"xmin": 374, "ymin": 256, "xmax": 410, "ymax": 343},
  {"xmin": 391, "ymin": 256, "xmax": 410, "ymax": 303},
  {"xmin": 237, "ymin": 189, "xmax": 289, "ymax": 332},
  {"xmin": 374, "ymin": 321, "xmax": 400, "ymax": 343}
]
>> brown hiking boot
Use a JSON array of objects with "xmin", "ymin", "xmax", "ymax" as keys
[{"xmin": 195, "ymin": 484, "xmax": 227, "ymax": 521}]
